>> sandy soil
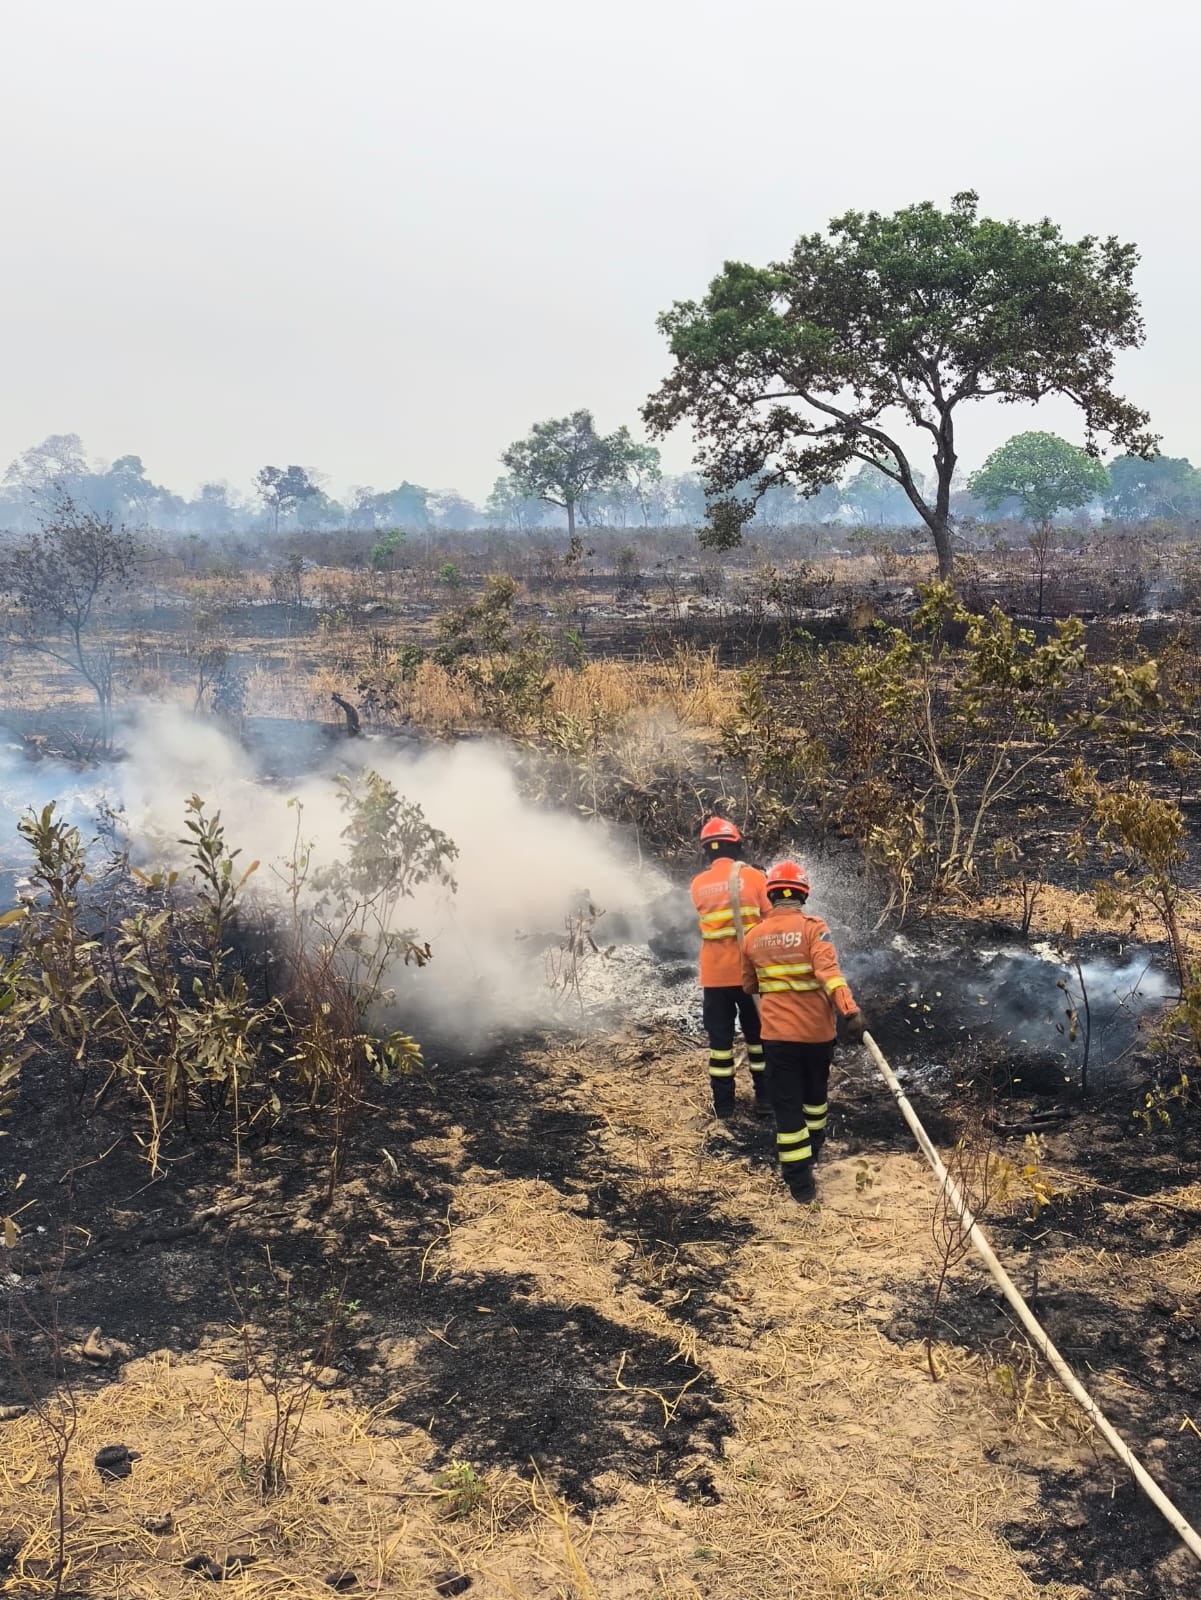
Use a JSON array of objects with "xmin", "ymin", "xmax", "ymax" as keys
[{"xmin": 4, "ymin": 1014, "xmax": 1200, "ymax": 1599}]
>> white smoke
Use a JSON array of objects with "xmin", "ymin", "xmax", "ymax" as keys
[{"xmin": 0, "ymin": 707, "xmax": 680, "ymax": 1043}]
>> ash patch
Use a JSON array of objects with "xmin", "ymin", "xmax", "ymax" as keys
[
  {"xmin": 845, "ymin": 929, "xmax": 1170, "ymax": 1088},
  {"xmin": 555, "ymin": 944, "xmax": 700, "ymax": 1035}
]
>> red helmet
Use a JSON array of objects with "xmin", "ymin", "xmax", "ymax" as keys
[
  {"xmin": 766, "ymin": 860, "xmax": 811, "ymax": 897},
  {"xmin": 700, "ymin": 817, "xmax": 741, "ymax": 844}
]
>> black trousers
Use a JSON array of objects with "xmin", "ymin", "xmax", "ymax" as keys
[
  {"xmin": 763, "ymin": 1038, "xmax": 834, "ymax": 1182},
  {"xmin": 702, "ymin": 987, "xmax": 765, "ymax": 1109}
]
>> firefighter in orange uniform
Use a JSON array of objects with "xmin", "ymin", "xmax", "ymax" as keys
[
  {"xmin": 690, "ymin": 818, "xmax": 772, "ymax": 1118},
  {"xmin": 741, "ymin": 860, "xmax": 866, "ymax": 1202}
]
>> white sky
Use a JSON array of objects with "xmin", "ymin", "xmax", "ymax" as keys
[{"xmin": 1, "ymin": 0, "xmax": 1197, "ymax": 504}]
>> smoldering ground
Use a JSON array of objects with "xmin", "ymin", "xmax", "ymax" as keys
[
  {"xmin": 0, "ymin": 706, "xmax": 681, "ymax": 1045},
  {"xmin": 0, "ymin": 708, "xmax": 1174, "ymax": 1071}
]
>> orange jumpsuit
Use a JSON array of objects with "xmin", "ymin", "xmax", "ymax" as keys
[
  {"xmin": 690, "ymin": 858, "xmax": 771, "ymax": 1109},
  {"xmin": 741, "ymin": 903, "xmax": 859, "ymax": 1182}
]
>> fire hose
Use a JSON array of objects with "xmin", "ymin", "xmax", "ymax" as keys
[
  {"xmin": 726, "ymin": 866, "xmax": 1201, "ymax": 1562},
  {"xmin": 861, "ymin": 1027, "xmax": 1201, "ymax": 1567}
]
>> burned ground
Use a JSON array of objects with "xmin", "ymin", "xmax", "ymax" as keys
[
  {"xmin": 6, "ymin": 991, "xmax": 1201, "ymax": 1596},
  {"xmin": 2, "ymin": 1033, "xmax": 736, "ymax": 1511},
  {"xmin": 5, "ymin": 590, "xmax": 1201, "ymax": 1594}
]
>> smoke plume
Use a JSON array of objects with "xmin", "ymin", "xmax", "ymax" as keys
[{"xmin": 0, "ymin": 707, "xmax": 677, "ymax": 1044}]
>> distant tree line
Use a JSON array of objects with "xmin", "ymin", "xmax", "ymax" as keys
[{"xmin": 3, "ymin": 422, "xmax": 1196, "ymax": 542}]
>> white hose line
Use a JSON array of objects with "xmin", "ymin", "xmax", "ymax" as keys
[{"xmin": 861, "ymin": 1030, "xmax": 1201, "ymax": 1565}]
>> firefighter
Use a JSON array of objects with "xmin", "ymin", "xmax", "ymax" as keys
[
  {"xmin": 740, "ymin": 860, "xmax": 866, "ymax": 1202},
  {"xmin": 690, "ymin": 817, "xmax": 772, "ymax": 1118}
]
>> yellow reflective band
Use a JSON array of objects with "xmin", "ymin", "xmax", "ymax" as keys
[
  {"xmin": 702, "ymin": 930, "xmax": 737, "ymax": 941},
  {"xmin": 802, "ymin": 1103, "xmax": 828, "ymax": 1116},
  {"xmin": 758, "ymin": 979, "xmax": 821, "ymax": 993},
  {"xmin": 703, "ymin": 909, "xmax": 734, "ymax": 923},
  {"xmin": 824, "ymin": 977, "xmax": 846, "ymax": 994},
  {"xmin": 710, "ymin": 1049, "xmax": 735, "ymax": 1060},
  {"xmin": 778, "ymin": 1147, "xmax": 812, "ymax": 1164},
  {"xmin": 760, "ymin": 963, "xmax": 814, "ymax": 976},
  {"xmin": 708, "ymin": 1066, "xmax": 735, "ymax": 1078},
  {"xmin": 776, "ymin": 1129, "xmax": 810, "ymax": 1146}
]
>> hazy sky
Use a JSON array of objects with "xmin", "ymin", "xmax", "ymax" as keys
[{"xmin": 2, "ymin": 0, "xmax": 1197, "ymax": 505}]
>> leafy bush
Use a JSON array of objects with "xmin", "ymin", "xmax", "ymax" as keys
[{"xmin": 1, "ymin": 773, "xmax": 458, "ymax": 1195}]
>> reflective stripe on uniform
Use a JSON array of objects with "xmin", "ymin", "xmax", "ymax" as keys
[
  {"xmin": 803, "ymin": 1101, "xmax": 828, "ymax": 1131},
  {"xmin": 757, "ymin": 960, "xmax": 820, "ymax": 994},
  {"xmin": 701, "ymin": 906, "xmax": 764, "ymax": 941},
  {"xmin": 824, "ymin": 977, "xmax": 846, "ymax": 995},
  {"xmin": 776, "ymin": 1129, "xmax": 810, "ymax": 1147},
  {"xmin": 709, "ymin": 1047, "xmax": 735, "ymax": 1080},
  {"xmin": 778, "ymin": 1145, "xmax": 812, "ymax": 1164}
]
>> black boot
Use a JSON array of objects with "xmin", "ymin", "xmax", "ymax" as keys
[{"xmin": 786, "ymin": 1166, "xmax": 816, "ymax": 1203}]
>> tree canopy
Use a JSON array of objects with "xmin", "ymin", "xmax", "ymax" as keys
[
  {"xmin": 256, "ymin": 464, "xmax": 319, "ymax": 532},
  {"xmin": 643, "ymin": 191, "xmax": 1156, "ymax": 577},
  {"xmin": 1105, "ymin": 454, "xmax": 1201, "ymax": 521},
  {"xmin": 501, "ymin": 410, "xmax": 646, "ymax": 536},
  {"xmin": 968, "ymin": 432, "xmax": 1109, "ymax": 527}
]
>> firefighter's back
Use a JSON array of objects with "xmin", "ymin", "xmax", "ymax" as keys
[
  {"xmin": 690, "ymin": 858, "xmax": 769, "ymax": 987},
  {"xmin": 743, "ymin": 906, "xmax": 838, "ymax": 1043}
]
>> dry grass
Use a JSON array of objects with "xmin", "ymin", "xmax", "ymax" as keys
[
  {"xmin": 543, "ymin": 646, "xmax": 734, "ymax": 731},
  {"xmin": 958, "ymin": 881, "xmax": 1201, "ymax": 961},
  {"xmin": 0, "ymin": 1355, "xmax": 642, "ymax": 1600},
  {"xmin": 0, "ymin": 1030, "xmax": 1112, "ymax": 1600}
]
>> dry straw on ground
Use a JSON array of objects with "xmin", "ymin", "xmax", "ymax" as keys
[{"xmin": 0, "ymin": 1006, "xmax": 1165, "ymax": 1600}]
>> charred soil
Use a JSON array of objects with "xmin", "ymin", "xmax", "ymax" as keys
[{"xmin": 4, "ymin": 1005, "xmax": 1201, "ymax": 1596}]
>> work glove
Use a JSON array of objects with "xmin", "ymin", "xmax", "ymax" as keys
[{"xmin": 842, "ymin": 1011, "xmax": 867, "ymax": 1044}]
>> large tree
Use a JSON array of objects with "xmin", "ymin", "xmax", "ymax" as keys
[
  {"xmin": 484, "ymin": 474, "xmax": 547, "ymax": 531},
  {"xmin": 643, "ymin": 191, "xmax": 1156, "ymax": 578},
  {"xmin": 256, "ymin": 464, "xmax": 319, "ymax": 532},
  {"xmin": 969, "ymin": 431, "xmax": 1108, "ymax": 527},
  {"xmin": 349, "ymin": 481, "xmax": 431, "ymax": 531},
  {"xmin": 3, "ymin": 433, "xmax": 89, "ymax": 499},
  {"xmin": 970, "ymin": 431, "xmax": 1108, "ymax": 617},
  {"xmin": 842, "ymin": 463, "xmax": 928, "ymax": 527},
  {"xmin": 501, "ymin": 410, "xmax": 639, "ymax": 536},
  {"xmin": 1105, "ymin": 454, "xmax": 1201, "ymax": 521}
]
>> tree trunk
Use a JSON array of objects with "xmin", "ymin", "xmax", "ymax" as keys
[
  {"xmin": 566, "ymin": 499, "xmax": 576, "ymax": 538},
  {"xmin": 931, "ymin": 515, "xmax": 954, "ymax": 581},
  {"xmin": 931, "ymin": 409, "xmax": 957, "ymax": 581}
]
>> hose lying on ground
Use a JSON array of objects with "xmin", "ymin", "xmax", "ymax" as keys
[{"xmin": 861, "ymin": 1029, "xmax": 1201, "ymax": 1566}]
